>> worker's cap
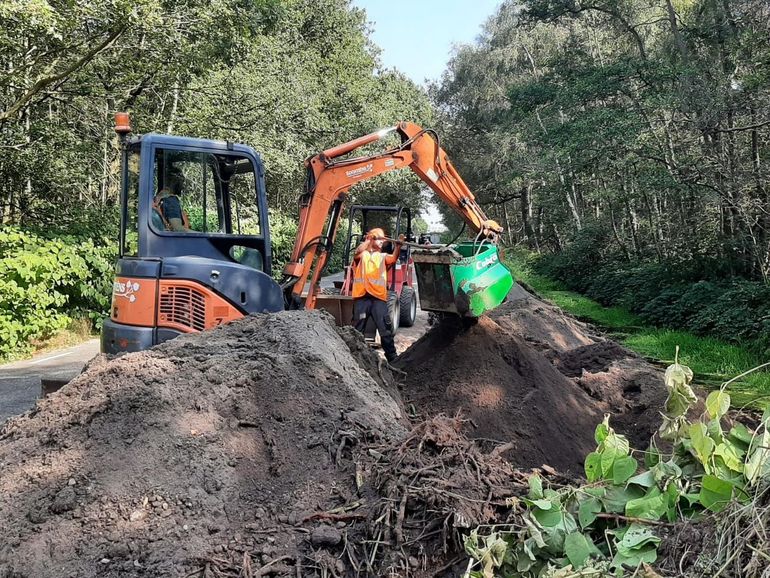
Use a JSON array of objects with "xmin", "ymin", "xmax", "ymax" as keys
[{"xmin": 367, "ymin": 227, "xmax": 386, "ymax": 240}]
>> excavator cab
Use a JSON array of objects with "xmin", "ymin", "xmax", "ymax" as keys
[{"xmin": 102, "ymin": 118, "xmax": 283, "ymax": 354}]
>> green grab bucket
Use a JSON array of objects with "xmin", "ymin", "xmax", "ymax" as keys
[{"xmin": 411, "ymin": 241, "xmax": 514, "ymax": 317}]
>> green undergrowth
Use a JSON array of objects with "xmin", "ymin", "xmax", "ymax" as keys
[
  {"xmin": 463, "ymin": 359, "xmax": 770, "ymax": 577},
  {"xmin": 504, "ymin": 251, "xmax": 770, "ymax": 408}
]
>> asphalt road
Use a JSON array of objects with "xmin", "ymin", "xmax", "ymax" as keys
[{"xmin": 0, "ymin": 339, "xmax": 100, "ymax": 423}]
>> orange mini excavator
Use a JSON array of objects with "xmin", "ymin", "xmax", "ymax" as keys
[
  {"xmin": 102, "ymin": 117, "xmax": 512, "ymax": 354},
  {"xmin": 282, "ymin": 122, "xmax": 513, "ymax": 316}
]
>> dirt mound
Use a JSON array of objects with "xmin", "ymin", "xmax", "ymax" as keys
[
  {"xmin": 489, "ymin": 284, "xmax": 597, "ymax": 354},
  {"xmin": 0, "ymin": 285, "xmax": 672, "ymax": 577},
  {"xmin": 0, "ymin": 311, "xmax": 407, "ymax": 578},
  {"xmin": 397, "ymin": 316, "xmax": 605, "ymax": 472},
  {"xmin": 397, "ymin": 287, "xmax": 668, "ymax": 472}
]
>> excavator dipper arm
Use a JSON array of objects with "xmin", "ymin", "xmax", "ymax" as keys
[{"xmin": 282, "ymin": 122, "xmax": 503, "ymax": 309}]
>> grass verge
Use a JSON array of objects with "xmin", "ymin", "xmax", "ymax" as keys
[{"xmin": 505, "ymin": 251, "xmax": 770, "ymax": 408}]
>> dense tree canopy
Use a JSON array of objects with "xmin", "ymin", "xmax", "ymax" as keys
[
  {"xmin": 0, "ymin": 0, "xmax": 433, "ymax": 232},
  {"xmin": 433, "ymin": 0, "xmax": 770, "ymax": 279}
]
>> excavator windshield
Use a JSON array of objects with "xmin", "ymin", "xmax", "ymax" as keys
[{"xmin": 150, "ymin": 149, "xmax": 261, "ymax": 236}]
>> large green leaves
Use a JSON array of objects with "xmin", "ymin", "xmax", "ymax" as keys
[
  {"xmin": 706, "ymin": 390, "xmax": 730, "ymax": 420},
  {"xmin": 745, "ymin": 430, "xmax": 770, "ymax": 485},
  {"xmin": 689, "ymin": 422, "xmax": 715, "ymax": 472},
  {"xmin": 585, "ymin": 416, "xmax": 634, "ymax": 483},
  {"xmin": 699, "ymin": 475, "xmax": 734, "ymax": 512},
  {"xmin": 659, "ymin": 358, "xmax": 697, "ymax": 440},
  {"xmin": 625, "ymin": 487, "xmax": 668, "ymax": 520},
  {"xmin": 610, "ymin": 524, "xmax": 660, "ymax": 570}
]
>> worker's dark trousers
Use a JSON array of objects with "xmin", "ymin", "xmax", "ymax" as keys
[{"xmin": 353, "ymin": 295, "xmax": 398, "ymax": 362}]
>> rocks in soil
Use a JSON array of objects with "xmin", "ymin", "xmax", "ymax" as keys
[{"xmin": 310, "ymin": 526, "xmax": 342, "ymax": 548}]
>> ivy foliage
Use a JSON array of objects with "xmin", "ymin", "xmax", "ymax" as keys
[{"xmin": 463, "ymin": 358, "xmax": 770, "ymax": 577}]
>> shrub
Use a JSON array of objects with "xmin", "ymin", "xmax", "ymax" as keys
[
  {"xmin": 0, "ymin": 227, "xmax": 116, "ymax": 360},
  {"xmin": 531, "ymin": 244, "xmax": 770, "ymax": 354},
  {"xmin": 269, "ymin": 210, "xmax": 349, "ymax": 281}
]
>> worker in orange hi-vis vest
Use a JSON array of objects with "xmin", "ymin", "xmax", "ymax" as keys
[{"xmin": 351, "ymin": 227, "xmax": 404, "ymax": 362}]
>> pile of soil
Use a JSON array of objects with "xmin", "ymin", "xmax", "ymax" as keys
[
  {"xmin": 397, "ymin": 286, "xmax": 668, "ymax": 473},
  {"xmin": 0, "ymin": 311, "xmax": 408, "ymax": 578},
  {"xmin": 0, "ymin": 283, "xmax": 672, "ymax": 577}
]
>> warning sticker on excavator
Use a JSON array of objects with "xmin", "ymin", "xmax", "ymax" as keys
[{"xmin": 425, "ymin": 168, "xmax": 439, "ymax": 182}]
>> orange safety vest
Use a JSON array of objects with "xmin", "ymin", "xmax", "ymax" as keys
[{"xmin": 352, "ymin": 251, "xmax": 389, "ymax": 301}]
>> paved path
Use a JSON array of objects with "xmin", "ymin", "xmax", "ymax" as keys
[{"xmin": 0, "ymin": 339, "xmax": 100, "ymax": 423}]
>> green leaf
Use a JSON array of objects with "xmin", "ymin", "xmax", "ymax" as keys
[
  {"xmin": 528, "ymin": 474, "xmax": 543, "ymax": 500},
  {"xmin": 628, "ymin": 470, "xmax": 656, "ymax": 488},
  {"xmin": 618, "ymin": 523, "xmax": 661, "ymax": 550},
  {"xmin": 745, "ymin": 430, "xmax": 770, "ymax": 485},
  {"xmin": 644, "ymin": 441, "xmax": 661, "ymax": 468},
  {"xmin": 714, "ymin": 442, "xmax": 744, "ymax": 473},
  {"xmin": 578, "ymin": 497, "xmax": 602, "ymax": 529},
  {"xmin": 707, "ymin": 418, "xmax": 724, "ymax": 444},
  {"xmin": 530, "ymin": 499, "xmax": 554, "ymax": 510},
  {"xmin": 706, "ymin": 390, "xmax": 730, "ymax": 420},
  {"xmin": 585, "ymin": 451, "xmax": 602, "ymax": 482},
  {"xmin": 595, "ymin": 419, "xmax": 610, "ymax": 444},
  {"xmin": 652, "ymin": 460, "xmax": 682, "ymax": 485},
  {"xmin": 600, "ymin": 446, "xmax": 618, "ymax": 477},
  {"xmin": 689, "ymin": 422, "xmax": 715, "ymax": 471},
  {"xmin": 664, "ymin": 481, "xmax": 681, "ymax": 522},
  {"xmin": 603, "ymin": 429, "xmax": 630, "ymax": 457},
  {"xmin": 532, "ymin": 506, "xmax": 563, "ymax": 528},
  {"xmin": 728, "ymin": 423, "xmax": 753, "ymax": 448},
  {"xmin": 699, "ymin": 475, "xmax": 734, "ymax": 512},
  {"xmin": 611, "ymin": 543, "xmax": 658, "ymax": 570},
  {"xmin": 612, "ymin": 455, "xmax": 638, "ymax": 485},
  {"xmin": 625, "ymin": 487, "xmax": 668, "ymax": 520},
  {"xmin": 602, "ymin": 485, "xmax": 645, "ymax": 514},
  {"xmin": 564, "ymin": 532, "xmax": 592, "ymax": 568}
]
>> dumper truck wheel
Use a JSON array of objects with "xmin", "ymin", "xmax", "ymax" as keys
[
  {"xmin": 399, "ymin": 286, "xmax": 417, "ymax": 327},
  {"xmin": 387, "ymin": 291, "xmax": 400, "ymax": 334}
]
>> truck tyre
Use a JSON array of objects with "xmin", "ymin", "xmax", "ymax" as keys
[
  {"xmin": 399, "ymin": 286, "xmax": 417, "ymax": 327},
  {"xmin": 387, "ymin": 290, "xmax": 400, "ymax": 335}
]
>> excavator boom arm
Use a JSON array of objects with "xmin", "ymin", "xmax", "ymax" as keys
[{"xmin": 282, "ymin": 122, "xmax": 502, "ymax": 309}]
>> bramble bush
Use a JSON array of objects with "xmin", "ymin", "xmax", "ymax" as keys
[{"xmin": 0, "ymin": 227, "xmax": 116, "ymax": 360}]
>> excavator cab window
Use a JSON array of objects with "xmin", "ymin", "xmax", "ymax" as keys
[
  {"xmin": 122, "ymin": 147, "xmax": 141, "ymax": 256},
  {"xmin": 150, "ymin": 149, "xmax": 261, "ymax": 237}
]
